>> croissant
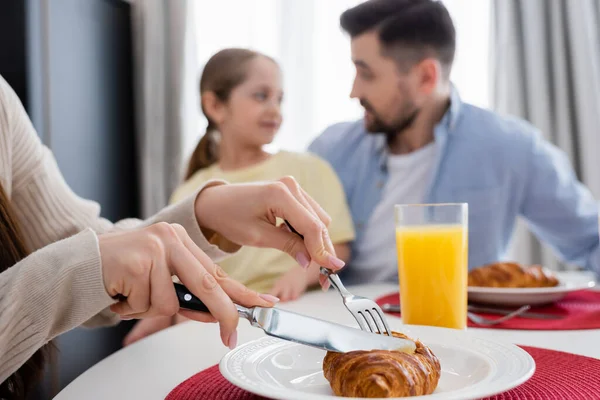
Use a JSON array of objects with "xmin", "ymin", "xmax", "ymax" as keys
[
  {"xmin": 323, "ymin": 332, "xmax": 440, "ymax": 398},
  {"xmin": 468, "ymin": 262, "xmax": 559, "ymax": 288}
]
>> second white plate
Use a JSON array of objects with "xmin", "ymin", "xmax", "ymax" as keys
[{"xmin": 468, "ymin": 279, "xmax": 596, "ymax": 306}]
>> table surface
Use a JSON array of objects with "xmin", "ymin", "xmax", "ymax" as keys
[{"xmin": 55, "ymin": 272, "xmax": 599, "ymax": 400}]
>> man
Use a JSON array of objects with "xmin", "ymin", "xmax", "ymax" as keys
[{"xmin": 309, "ymin": 0, "xmax": 599, "ymax": 285}]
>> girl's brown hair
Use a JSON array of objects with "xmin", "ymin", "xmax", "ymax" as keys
[
  {"xmin": 0, "ymin": 183, "xmax": 51, "ymax": 399},
  {"xmin": 185, "ymin": 48, "xmax": 271, "ymax": 180}
]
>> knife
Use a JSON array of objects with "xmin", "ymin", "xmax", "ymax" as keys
[
  {"xmin": 174, "ymin": 283, "xmax": 416, "ymax": 353},
  {"xmin": 381, "ymin": 303, "xmax": 564, "ymax": 320}
]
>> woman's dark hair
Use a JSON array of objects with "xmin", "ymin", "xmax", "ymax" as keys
[
  {"xmin": 0, "ymin": 183, "xmax": 52, "ymax": 399},
  {"xmin": 340, "ymin": 0, "xmax": 456, "ymax": 77},
  {"xmin": 185, "ymin": 48, "xmax": 275, "ymax": 179}
]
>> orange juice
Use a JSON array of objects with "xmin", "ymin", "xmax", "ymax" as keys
[{"xmin": 396, "ymin": 224, "xmax": 468, "ymax": 329}]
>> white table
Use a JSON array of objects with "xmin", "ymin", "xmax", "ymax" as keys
[{"xmin": 56, "ymin": 273, "xmax": 599, "ymax": 400}]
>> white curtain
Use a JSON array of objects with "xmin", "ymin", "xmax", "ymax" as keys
[
  {"xmin": 188, "ymin": 0, "xmax": 491, "ymax": 158},
  {"xmin": 129, "ymin": 0, "xmax": 198, "ymax": 217},
  {"xmin": 491, "ymin": 0, "xmax": 600, "ymax": 270}
]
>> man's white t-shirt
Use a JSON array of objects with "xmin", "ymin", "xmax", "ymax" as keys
[{"xmin": 350, "ymin": 142, "xmax": 438, "ymax": 284}]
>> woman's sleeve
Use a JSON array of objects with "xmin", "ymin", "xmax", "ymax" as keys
[{"xmin": 0, "ymin": 229, "xmax": 112, "ymax": 384}]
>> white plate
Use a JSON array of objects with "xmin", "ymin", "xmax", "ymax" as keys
[
  {"xmin": 468, "ymin": 279, "xmax": 596, "ymax": 307},
  {"xmin": 219, "ymin": 324, "xmax": 535, "ymax": 400}
]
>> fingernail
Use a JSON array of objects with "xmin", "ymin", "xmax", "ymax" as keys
[
  {"xmin": 228, "ymin": 330, "xmax": 238, "ymax": 350},
  {"xmin": 296, "ymin": 252, "xmax": 310, "ymax": 269},
  {"xmin": 259, "ymin": 294, "xmax": 280, "ymax": 303},
  {"xmin": 328, "ymin": 255, "xmax": 345, "ymax": 269},
  {"xmin": 322, "ymin": 281, "xmax": 331, "ymax": 292}
]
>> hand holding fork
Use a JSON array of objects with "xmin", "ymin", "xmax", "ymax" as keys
[{"xmin": 285, "ymin": 220, "xmax": 393, "ymax": 336}]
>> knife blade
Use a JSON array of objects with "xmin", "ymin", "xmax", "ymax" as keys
[
  {"xmin": 174, "ymin": 283, "xmax": 416, "ymax": 353},
  {"xmin": 381, "ymin": 303, "xmax": 564, "ymax": 320}
]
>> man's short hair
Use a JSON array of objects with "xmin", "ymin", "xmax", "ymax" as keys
[{"xmin": 341, "ymin": 0, "xmax": 456, "ymax": 78}]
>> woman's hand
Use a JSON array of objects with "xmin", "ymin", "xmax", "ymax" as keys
[
  {"xmin": 99, "ymin": 223, "xmax": 279, "ymax": 349},
  {"xmin": 195, "ymin": 177, "xmax": 346, "ymax": 289}
]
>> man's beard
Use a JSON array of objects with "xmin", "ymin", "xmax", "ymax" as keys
[{"xmin": 360, "ymin": 98, "xmax": 420, "ymax": 139}]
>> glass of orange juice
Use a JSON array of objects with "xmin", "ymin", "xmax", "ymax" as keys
[{"xmin": 395, "ymin": 203, "xmax": 468, "ymax": 329}]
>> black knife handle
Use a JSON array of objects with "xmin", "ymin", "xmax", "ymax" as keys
[{"xmin": 174, "ymin": 282, "xmax": 210, "ymax": 313}]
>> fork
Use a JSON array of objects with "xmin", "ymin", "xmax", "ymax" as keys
[
  {"xmin": 283, "ymin": 220, "xmax": 393, "ymax": 336},
  {"xmin": 467, "ymin": 305, "xmax": 531, "ymax": 326},
  {"xmin": 382, "ymin": 303, "xmax": 531, "ymax": 325},
  {"xmin": 319, "ymin": 267, "xmax": 394, "ymax": 336}
]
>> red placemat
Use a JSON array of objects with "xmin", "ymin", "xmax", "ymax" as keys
[
  {"xmin": 165, "ymin": 346, "xmax": 600, "ymax": 400},
  {"xmin": 376, "ymin": 290, "xmax": 600, "ymax": 330},
  {"xmin": 166, "ymin": 364, "xmax": 270, "ymax": 400}
]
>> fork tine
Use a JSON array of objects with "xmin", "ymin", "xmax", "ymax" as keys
[
  {"xmin": 352, "ymin": 312, "xmax": 372, "ymax": 332},
  {"xmin": 364, "ymin": 310, "xmax": 381, "ymax": 334},
  {"xmin": 373, "ymin": 308, "xmax": 393, "ymax": 336},
  {"xmin": 358, "ymin": 311, "xmax": 376, "ymax": 333}
]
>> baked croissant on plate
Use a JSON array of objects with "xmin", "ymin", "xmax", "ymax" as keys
[
  {"xmin": 323, "ymin": 332, "xmax": 440, "ymax": 398},
  {"xmin": 468, "ymin": 262, "xmax": 559, "ymax": 288}
]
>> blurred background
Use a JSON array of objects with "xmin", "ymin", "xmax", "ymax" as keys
[{"xmin": 0, "ymin": 0, "xmax": 598, "ymax": 398}]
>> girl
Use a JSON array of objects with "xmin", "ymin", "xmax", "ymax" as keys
[{"xmin": 173, "ymin": 48, "xmax": 355, "ymax": 300}]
